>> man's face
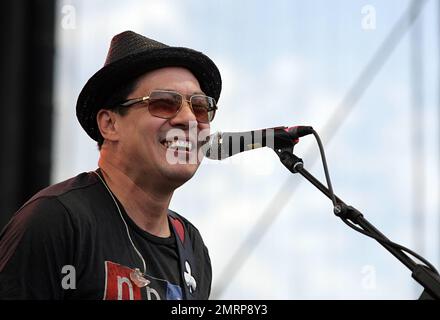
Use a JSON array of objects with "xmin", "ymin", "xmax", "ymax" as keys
[{"xmin": 113, "ymin": 67, "xmax": 211, "ymax": 189}]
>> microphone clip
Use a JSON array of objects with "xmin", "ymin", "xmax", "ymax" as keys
[{"xmin": 274, "ymin": 147, "xmax": 304, "ymax": 174}]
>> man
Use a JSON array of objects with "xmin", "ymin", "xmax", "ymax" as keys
[{"xmin": 0, "ymin": 31, "xmax": 221, "ymax": 300}]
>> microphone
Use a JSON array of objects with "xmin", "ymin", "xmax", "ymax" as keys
[{"xmin": 203, "ymin": 126, "xmax": 313, "ymax": 160}]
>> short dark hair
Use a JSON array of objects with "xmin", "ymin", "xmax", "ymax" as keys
[{"xmin": 97, "ymin": 77, "xmax": 139, "ymax": 149}]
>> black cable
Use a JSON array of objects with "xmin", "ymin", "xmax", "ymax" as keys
[
  {"xmin": 312, "ymin": 129, "xmax": 337, "ymax": 207},
  {"xmin": 311, "ymin": 129, "xmax": 439, "ymax": 275},
  {"xmin": 340, "ymin": 216, "xmax": 438, "ymax": 274}
]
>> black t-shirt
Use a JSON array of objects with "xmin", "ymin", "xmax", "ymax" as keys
[{"xmin": 0, "ymin": 171, "xmax": 212, "ymax": 300}]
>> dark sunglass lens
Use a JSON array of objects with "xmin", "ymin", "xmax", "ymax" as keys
[
  {"xmin": 191, "ymin": 96, "xmax": 214, "ymax": 123},
  {"xmin": 148, "ymin": 91, "xmax": 181, "ymax": 118},
  {"xmin": 207, "ymin": 109, "xmax": 215, "ymax": 122}
]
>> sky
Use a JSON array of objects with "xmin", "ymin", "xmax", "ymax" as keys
[{"xmin": 53, "ymin": 0, "xmax": 439, "ymax": 299}]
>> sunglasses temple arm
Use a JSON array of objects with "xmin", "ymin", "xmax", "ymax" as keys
[{"xmin": 120, "ymin": 97, "xmax": 148, "ymax": 107}]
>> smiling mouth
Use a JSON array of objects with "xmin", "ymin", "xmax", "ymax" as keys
[{"xmin": 161, "ymin": 138, "xmax": 194, "ymax": 152}]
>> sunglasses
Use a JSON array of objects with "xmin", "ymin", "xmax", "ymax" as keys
[{"xmin": 118, "ymin": 90, "xmax": 217, "ymax": 123}]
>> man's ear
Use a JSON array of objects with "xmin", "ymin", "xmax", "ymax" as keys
[{"xmin": 96, "ymin": 109, "xmax": 119, "ymax": 143}]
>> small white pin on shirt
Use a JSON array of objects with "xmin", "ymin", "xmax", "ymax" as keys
[{"xmin": 130, "ymin": 268, "xmax": 150, "ymax": 287}]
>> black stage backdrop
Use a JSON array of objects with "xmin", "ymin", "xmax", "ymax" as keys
[{"xmin": 0, "ymin": 0, "xmax": 55, "ymax": 230}]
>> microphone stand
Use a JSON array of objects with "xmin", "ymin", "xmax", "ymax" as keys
[{"xmin": 274, "ymin": 147, "xmax": 440, "ymax": 299}]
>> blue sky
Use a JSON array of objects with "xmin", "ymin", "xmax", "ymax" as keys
[{"xmin": 54, "ymin": 0, "xmax": 439, "ymax": 299}]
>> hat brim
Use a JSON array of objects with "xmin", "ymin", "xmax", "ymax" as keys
[{"xmin": 76, "ymin": 47, "xmax": 221, "ymax": 142}]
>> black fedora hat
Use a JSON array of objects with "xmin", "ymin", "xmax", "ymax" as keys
[{"xmin": 76, "ymin": 31, "xmax": 222, "ymax": 142}]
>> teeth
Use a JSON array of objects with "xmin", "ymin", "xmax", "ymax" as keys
[{"xmin": 163, "ymin": 140, "xmax": 193, "ymax": 151}]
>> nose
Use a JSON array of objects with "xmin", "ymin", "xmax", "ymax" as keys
[{"xmin": 168, "ymin": 100, "xmax": 198, "ymax": 128}]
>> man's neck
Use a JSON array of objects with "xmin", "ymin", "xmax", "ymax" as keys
[{"xmin": 98, "ymin": 158, "xmax": 173, "ymax": 238}]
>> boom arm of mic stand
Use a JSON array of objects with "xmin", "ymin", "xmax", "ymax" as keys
[{"xmin": 274, "ymin": 148, "xmax": 440, "ymax": 299}]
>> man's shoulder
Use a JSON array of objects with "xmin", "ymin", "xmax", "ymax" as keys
[
  {"xmin": 0, "ymin": 173, "xmax": 101, "ymax": 270},
  {"xmin": 15, "ymin": 171, "xmax": 105, "ymax": 222},
  {"xmin": 27, "ymin": 171, "xmax": 100, "ymax": 203}
]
